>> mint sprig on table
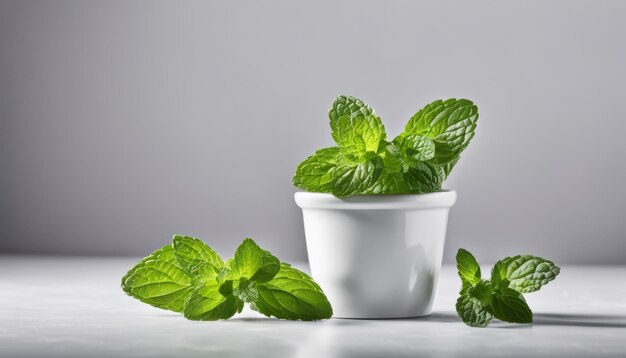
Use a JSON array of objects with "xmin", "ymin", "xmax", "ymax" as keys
[
  {"xmin": 456, "ymin": 248, "xmax": 560, "ymax": 327},
  {"xmin": 293, "ymin": 95, "xmax": 478, "ymax": 197},
  {"xmin": 121, "ymin": 236, "xmax": 333, "ymax": 321}
]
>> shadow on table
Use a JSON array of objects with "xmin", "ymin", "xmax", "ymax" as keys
[
  {"xmin": 532, "ymin": 313, "xmax": 626, "ymax": 328},
  {"xmin": 423, "ymin": 311, "xmax": 626, "ymax": 328},
  {"xmin": 157, "ymin": 311, "xmax": 626, "ymax": 328}
]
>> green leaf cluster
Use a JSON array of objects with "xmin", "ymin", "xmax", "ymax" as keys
[
  {"xmin": 455, "ymin": 248, "xmax": 560, "ymax": 327},
  {"xmin": 293, "ymin": 96, "xmax": 479, "ymax": 197},
  {"xmin": 122, "ymin": 235, "xmax": 333, "ymax": 321}
]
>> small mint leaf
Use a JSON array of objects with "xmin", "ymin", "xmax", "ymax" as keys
[
  {"xmin": 456, "ymin": 249, "xmax": 481, "ymax": 288},
  {"xmin": 457, "ymin": 279, "xmax": 495, "ymax": 327},
  {"xmin": 230, "ymin": 238, "xmax": 280, "ymax": 283},
  {"xmin": 329, "ymin": 95, "xmax": 386, "ymax": 153},
  {"xmin": 490, "ymin": 260, "xmax": 510, "ymax": 290}
]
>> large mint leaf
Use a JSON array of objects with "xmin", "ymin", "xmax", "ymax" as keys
[
  {"xmin": 121, "ymin": 245, "xmax": 195, "ymax": 312},
  {"xmin": 230, "ymin": 238, "xmax": 280, "ymax": 283},
  {"xmin": 492, "ymin": 255, "xmax": 560, "ymax": 293},
  {"xmin": 331, "ymin": 152, "xmax": 383, "ymax": 197},
  {"xmin": 456, "ymin": 249, "xmax": 481, "ymax": 289},
  {"xmin": 172, "ymin": 235, "xmax": 224, "ymax": 272},
  {"xmin": 183, "ymin": 279, "xmax": 241, "ymax": 321},
  {"xmin": 255, "ymin": 264, "xmax": 332, "ymax": 321},
  {"xmin": 400, "ymin": 98, "xmax": 478, "ymax": 164},
  {"xmin": 329, "ymin": 95, "xmax": 386, "ymax": 153},
  {"xmin": 489, "ymin": 287, "xmax": 533, "ymax": 323},
  {"xmin": 292, "ymin": 147, "xmax": 341, "ymax": 193}
]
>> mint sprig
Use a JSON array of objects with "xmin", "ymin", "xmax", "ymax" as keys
[
  {"xmin": 455, "ymin": 248, "xmax": 560, "ymax": 327},
  {"xmin": 293, "ymin": 95, "xmax": 479, "ymax": 197},
  {"xmin": 121, "ymin": 236, "xmax": 333, "ymax": 321}
]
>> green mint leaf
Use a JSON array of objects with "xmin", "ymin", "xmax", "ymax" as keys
[
  {"xmin": 490, "ymin": 260, "xmax": 510, "ymax": 290},
  {"xmin": 456, "ymin": 294, "xmax": 493, "ymax": 328},
  {"xmin": 442, "ymin": 156, "xmax": 460, "ymax": 179},
  {"xmin": 460, "ymin": 281, "xmax": 473, "ymax": 296},
  {"xmin": 218, "ymin": 279, "xmax": 234, "ymax": 296},
  {"xmin": 172, "ymin": 235, "xmax": 224, "ymax": 271},
  {"xmin": 491, "ymin": 255, "xmax": 560, "ymax": 293},
  {"xmin": 456, "ymin": 280, "xmax": 495, "ymax": 327},
  {"xmin": 329, "ymin": 95, "xmax": 386, "ymax": 153},
  {"xmin": 292, "ymin": 147, "xmax": 341, "ymax": 193},
  {"xmin": 400, "ymin": 98, "xmax": 478, "ymax": 164},
  {"xmin": 398, "ymin": 134, "xmax": 436, "ymax": 162},
  {"xmin": 331, "ymin": 152, "xmax": 384, "ymax": 197},
  {"xmin": 230, "ymin": 238, "xmax": 280, "ymax": 283},
  {"xmin": 121, "ymin": 245, "xmax": 195, "ymax": 312},
  {"xmin": 237, "ymin": 298, "xmax": 245, "ymax": 313},
  {"xmin": 183, "ymin": 279, "xmax": 241, "ymax": 321},
  {"xmin": 255, "ymin": 264, "xmax": 333, "ymax": 321},
  {"xmin": 368, "ymin": 160, "xmax": 442, "ymax": 195},
  {"xmin": 402, "ymin": 161, "xmax": 444, "ymax": 193},
  {"xmin": 381, "ymin": 142, "xmax": 403, "ymax": 173},
  {"xmin": 470, "ymin": 280, "xmax": 494, "ymax": 305},
  {"xmin": 456, "ymin": 249, "xmax": 482, "ymax": 287},
  {"xmin": 220, "ymin": 279, "xmax": 245, "ymax": 313},
  {"xmin": 489, "ymin": 287, "xmax": 533, "ymax": 324},
  {"xmin": 233, "ymin": 277, "xmax": 259, "ymax": 303},
  {"xmin": 365, "ymin": 170, "xmax": 411, "ymax": 194},
  {"xmin": 189, "ymin": 262, "xmax": 224, "ymax": 291}
]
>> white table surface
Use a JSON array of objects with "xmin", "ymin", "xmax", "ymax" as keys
[{"xmin": 1, "ymin": 255, "xmax": 625, "ymax": 357}]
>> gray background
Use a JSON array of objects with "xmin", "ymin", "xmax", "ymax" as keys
[{"xmin": 1, "ymin": 0, "xmax": 625, "ymax": 264}]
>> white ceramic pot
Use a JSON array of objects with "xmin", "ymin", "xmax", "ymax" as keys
[{"xmin": 295, "ymin": 190, "xmax": 457, "ymax": 319}]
